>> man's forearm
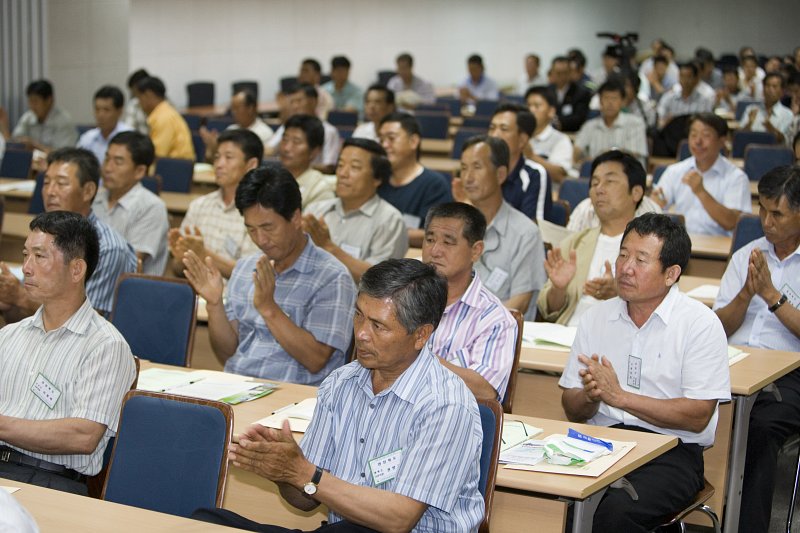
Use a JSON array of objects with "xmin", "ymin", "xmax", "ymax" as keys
[
  {"xmin": 0, "ymin": 415, "xmax": 106, "ymax": 455},
  {"xmin": 695, "ymin": 190, "xmax": 740, "ymax": 231},
  {"xmin": 259, "ymin": 303, "xmax": 335, "ymax": 374},
  {"xmin": 206, "ymin": 302, "xmax": 239, "ymax": 362},
  {"xmin": 437, "ymin": 359, "xmax": 498, "ymax": 400},
  {"xmin": 611, "ymin": 393, "xmax": 717, "ymax": 434},
  {"xmin": 561, "ymin": 388, "xmax": 600, "ymax": 422}
]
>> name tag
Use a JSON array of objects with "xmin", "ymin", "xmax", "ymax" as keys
[
  {"xmin": 341, "ymin": 243, "xmax": 362, "ymax": 260},
  {"xmin": 368, "ymin": 448, "xmax": 403, "ymax": 485},
  {"xmin": 224, "ymin": 235, "xmax": 239, "ymax": 258},
  {"xmin": 562, "ymin": 104, "xmax": 573, "ymax": 116},
  {"xmin": 627, "ymin": 355, "xmax": 641, "ymax": 389},
  {"xmin": 31, "ymin": 373, "xmax": 61, "ymax": 409},
  {"xmin": 781, "ymin": 283, "xmax": 799, "ymax": 308},
  {"xmin": 484, "ymin": 267, "xmax": 509, "ymax": 292},
  {"xmin": 402, "ymin": 213, "xmax": 422, "ymax": 229}
]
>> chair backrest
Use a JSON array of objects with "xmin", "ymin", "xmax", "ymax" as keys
[
  {"xmin": 735, "ymin": 99, "xmax": 761, "ymax": 122},
  {"xmin": 327, "ymin": 110, "xmax": 359, "ymax": 128},
  {"xmin": 743, "ymin": 144, "xmax": 793, "ymax": 182},
  {"xmin": 415, "ymin": 103, "xmax": 449, "ymax": 113},
  {"xmin": 730, "ymin": 214, "xmax": 764, "ymax": 256},
  {"xmin": 732, "ymin": 130, "xmax": 776, "ymax": 158},
  {"xmin": 154, "ymin": 157, "xmax": 194, "ymax": 193},
  {"xmin": 191, "ymin": 133, "xmax": 205, "ymax": 163},
  {"xmin": 337, "ymin": 125, "xmax": 356, "ymax": 141},
  {"xmin": 181, "ymin": 113, "xmax": 202, "ymax": 132},
  {"xmin": 558, "ymin": 178, "xmax": 591, "ymax": 210},
  {"xmin": 436, "ymin": 96, "xmax": 462, "ymax": 117},
  {"xmin": 652, "ymin": 164, "xmax": 668, "ymax": 185},
  {"xmin": 0, "ymin": 149, "xmax": 33, "ymax": 179},
  {"xmin": 677, "ymin": 139, "xmax": 691, "ymax": 161},
  {"xmin": 416, "ymin": 113, "xmax": 450, "ymax": 139},
  {"xmin": 475, "ymin": 99, "xmax": 499, "ymax": 117},
  {"xmin": 461, "ymin": 115, "xmax": 491, "ymax": 130},
  {"xmin": 206, "ymin": 117, "xmax": 235, "ymax": 132},
  {"xmin": 477, "ymin": 398, "xmax": 503, "ymax": 533},
  {"xmin": 376, "ymin": 70, "xmax": 395, "ymax": 86},
  {"xmin": 102, "ymin": 390, "xmax": 233, "ymax": 517},
  {"xmin": 279, "ymin": 76, "xmax": 298, "ymax": 93},
  {"xmin": 27, "ymin": 172, "xmax": 45, "ymax": 214},
  {"xmin": 586, "ymin": 108, "xmax": 601, "ymax": 120},
  {"xmin": 665, "ymin": 213, "xmax": 685, "ymax": 226},
  {"xmin": 451, "ymin": 127, "xmax": 486, "ymax": 159},
  {"xmin": 110, "ymin": 273, "xmax": 198, "ymax": 366},
  {"xmin": 186, "ymin": 82, "xmax": 215, "ymax": 107},
  {"xmin": 232, "ymin": 80, "xmax": 259, "ymax": 101},
  {"xmin": 547, "ymin": 198, "xmax": 571, "ymax": 227},
  {"xmin": 578, "ymin": 160, "xmax": 593, "ymax": 178},
  {"xmin": 140, "ymin": 175, "xmax": 162, "ymax": 195},
  {"xmin": 503, "ymin": 309, "xmax": 524, "ymax": 414}
]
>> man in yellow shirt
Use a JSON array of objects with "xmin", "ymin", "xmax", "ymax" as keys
[{"xmin": 136, "ymin": 76, "xmax": 195, "ymax": 161}]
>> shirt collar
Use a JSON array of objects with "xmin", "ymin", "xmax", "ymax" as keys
[
  {"xmin": 760, "ymin": 238, "xmax": 800, "ymax": 262},
  {"xmin": 534, "ymin": 124, "xmax": 555, "ymax": 142},
  {"xmin": 444, "ymin": 271, "xmax": 483, "ymax": 312},
  {"xmin": 28, "ymin": 298, "xmax": 96, "ymax": 335},
  {"xmin": 345, "ymin": 344, "xmax": 438, "ymax": 405},
  {"xmin": 280, "ymin": 235, "xmax": 315, "ymax": 275},
  {"xmin": 611, "ymin": 284, "xmax": 680, "ymax": 327},
  {"xmin": 334, "ymin": 194, "xmax": 381, "ymax": 218}
]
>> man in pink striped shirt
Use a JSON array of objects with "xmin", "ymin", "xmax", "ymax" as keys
[{"xmin": 422, "ymin": 202, "xmax": 518, "ymax": 401}]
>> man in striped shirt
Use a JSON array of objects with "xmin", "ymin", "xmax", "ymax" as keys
[
  {"xmin": 194, "ymin": 259, "xmax": 484, "ymax": 532},
  {"xmin": 0, "ymin": 211, "xmax": 135, "ymax": 495},
  {"xmin": 422, "ymin": 202, "xmax": 517, "ymax": 402}
]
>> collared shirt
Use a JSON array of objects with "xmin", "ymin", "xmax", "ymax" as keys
[
  {"xmin": 517, "ymin": 73, "xmax": 547, "ymax": 96},
  {"xmin": 301, "ymin": 346, "xmax": 484, "ymax": 532},
  {"xmin": 224, "ymin": 238, "xmax": 356, "ymax": 384},
  {"xmin": 0, "ymin": 298, "xmax": 135, "ymax": 475},
  {"xmin": 146, "ymin": 100, "xmax": 195, "ymax": 160},
  {"xmin": 387, "ymin": 75, "xmax": 437, "ymax": 107},
  {"xmin": 658, "ymin": 155, "xmax": 751, "ymax": 236},
  {"xmin": 574, "ymin": 113, "xmax": 648, "ymax": 165},
  {"xmin": 530, "ymin": 124, "xmax": 574, "ymax": 176},
  {"xmin": 92, "ymin": 183, "xmax": 170, "ymax": 275},
  {"xmin": 305, "ymin": 195, "xmax": 408, "ymax": 263},
  {"xmin": 559, "ymin": 286, "xmax": 731, "ymax": 446},
  {"xmin": 502, "ymin": 156, "xmax": 552, "ymax": 221},
  {"xmin": 321, "ymin": 80, "xmax": 364, "ymax": 114},
  {"xmin": 268, "ymin": 122, "xmax": 341, "ymax": 167},
  {"xmin": 657, "ymin": 86, "xmax": 715, "ymax": 121},
  {"xmin": 87, "ymin": 212, "xmax": 137, "ymax": 314},
  {"xmin": 296, "ymin": 167, "xmax": 336, "ymax": 209},
  {"xmin": 352, "ymin": 121, "xmax": 378, "ymax": 143},
  {"xmin": 566, "ymin": 196, "xmax": 662, "ymax": 233},
  {"xmin": 475, "ymin": 201, "xmax": 546, "ymax": 314},
  {"xmin": 180, "ymin": 189, "xmax": 260, "ymax": 262},
  {"xmin": 225, "ymin": 117, "xmax": 274, "ymax": 145},
  {"xmin": 740, "ymin": 102, "xmax": 794, "ymax": 144},
  {"xmin": 12, "ymin": 106, "xmax": 77, "ymax": 149},
  {"xmin": 77, "ymin": 121, "xmax": 133, "ymax": 165},
  {"xmin": 713, "ymin": 237, "xmax": 800, "ymax": 351},
  {"xmin": 459, "ymin": 75, "xmax": 499, "ymax": 102},
  {"xmin": 123, "ymin": 97, "xmax": 149, "ymax": 135},
  {"xmin": 378, "ymin": 167, "xmax": 453, "ymax": 229},
  {"xmin": 427, "ymin": 273, "xmax": 517, "ymax": 398}
]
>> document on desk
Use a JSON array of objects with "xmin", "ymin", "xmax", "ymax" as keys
[
  {"xmin": 522, "ymin": 322, "xmax": 577, "ymax": 351},
  {"xmin": 169, "ymin": 381, "xmax": 277, "ymax": 404},
  {"xmin": 255, "ymin": 398, "xmax": 317, "ymax": 433},
  {"xmin": 136, "ymin": 368, "xmax": 208, "ymax": 392},
  {"xmin": 0, "ymin": 180, "xmax": 36, "ymax": 193},
  {"xmin": 728, "ymin": 346, "xmax": 749, "ymax": 366},
  {"xmin": 685, "ymin": 284, "xmax": 720, "ymax": 300},
  {"xmin": 501, "ymin": 420, "xmax": 544, "ymax": 452},
  {"xmin": 1, "ymin": 486, "xmax": 20, "ymax": 494},
  {"xmin": 504, "ymin": 434, "xmax": 636, "ymax": 477}
]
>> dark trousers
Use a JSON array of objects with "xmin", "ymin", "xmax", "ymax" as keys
[
  {"xmin": 0, "ymin": 461, "xmax": 88, "ymax": 495},
  {"xmin": 567, "ymin": 424, "xmax": 704, "ymax": 533},
  {"xmin": 739, "ymin": 369, "xmax": 800, "ymax": 533},
  {"xmin": 191, "ymin": 508, "xmax": 380, "ymax": 532}
]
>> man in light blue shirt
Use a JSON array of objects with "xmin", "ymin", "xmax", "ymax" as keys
[
  {"xmin": 77, "ymin": 86, "xmax": 132, "ymax": 165},
  {"xmin": 459, "ymin": 54, "xmax": 499, "ymax": 103},
  {"xmin": 321, "ymin": 56, "xmax": 363, "ymax": 115},
  {"xmin": 182, "ymin": 163, "xmax": 356, "ymax": 385}
]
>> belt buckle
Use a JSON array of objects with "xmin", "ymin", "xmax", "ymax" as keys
[{"xmin": 0, "ymin": 450, "xmax": 9, "ymax": 463}]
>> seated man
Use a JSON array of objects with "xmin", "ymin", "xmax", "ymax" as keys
[
  {"xmin": 488, "ymin": 103, "xmax": 552, "ymax": 221},
  {"xmin": 123, "ymin": 68, "xmax": 150, "ymax": 135},
  {"xmin": 459, "ymin": 54, "xmax": 499, "ymax": 104},
  {"xmin": 321, "ymin": 55, "xmax": 363, "ymax": 114},
  {"xmin": 169, "ymin": 129, "xmax": 263, "ymax": 279},
  {"xmin": 198, "ymin": 90, "xmax": 274, "ymax": 161},
  {"xmin": 77, "ymin": 85, "xmax": 133, "ymax": 164},
  {"xmin": 574, "ymin": 79, "xmax": 648, "ymax": 168},
  {"xmin": 538, "ymin": 151, "xmax": 646, "ymax": 325},
  {"xmin": 457, "ymin": 135, "xmax": 545, "ymax": 317},
  {"xmin": 740, "ymin": 73, "xmax": 794, "ymax": 145},
  {"xmin": 296, "ymin": 58, "xmax": 334, "ymax": 120},
  {"xmin": 11, "ymin": 79, "xmax": 77, "ymax": 152},
  {"xmin": 280, "ymin": 114, "xmax": 335, "ymax": 209},
  {"xmin": 93, "ymin": 131, "xmax": 170, "ymax": 275},
  {"xmin": 304, "ymin": 138, "xmax": 408, "ymax": 282},
  {"xmin": 182, "ymin": 164, "xmax": 356, "ymax": 385},
  {"xmin": 560, "ymin": 213, "xmax": 730, "ymax": 532},
  {"xmin": 0, "ymin": 211, "xmax": 135, "ymax": 495},
  {"xmin": 353, "ymin": 85, "xmax": 396, "ymax": 142},
  {"xmin": 386, "ymin": 52, "xmax": 436, "ymax": 110},
  {"xmin": 517, "ymin": 53, "xmax": 545, "ymax": 95},
  {"xmin": 377, "ymin": 112, "xmax": 453, "ymax": 247},
  {"xmin": 715, "ymin": 67, "xmax": 747, "ymax": 115},
  {"xmin": 652, "ymin": 113, "xmax": 751, "ymax": 235},
  {"xmin": 739, "ymin": 54, "xmax": 764, "ymax": 101},
  {"xmin": 713, "ymin": 166, "xmax": 800, "ymax": 533},
  {"xmin": 423, "ymin": 202, "xmax": 517, "ymax": 401},
  {"xmin": 525, "ymin": 85, "xmax": 575, "ymax": 183},
  {"xmin": 656, "ymin": 62, "xmax": 715, "ymax": 129},
  {"xmin": 192, "ymin": 259, "xmax": 484, "ymax": 532},
  {"xmin": 548, "ymin": 56, "xmax": 592, "ymax": 133},
  {"xmin": 136, "ymin": 76, "xmax": 195, "ymax": 161},
  {"xmin": 0, "ymin": 148, "xmax": 136, "ymax": 319}
]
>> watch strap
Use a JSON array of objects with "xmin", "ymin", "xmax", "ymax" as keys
[
  {"xmin": 311, "ymin": 465, "xmax": 323, "ymax": 485},
  {"xmin": 768, "ymin": 293, "xmax": 788, "ymax": 313}
]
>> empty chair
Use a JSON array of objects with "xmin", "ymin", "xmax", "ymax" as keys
[
  {"xmin": 206, "ymin": 117, "xmax": 234, "ymax": 132},
  {"xmin": 110, "ymin": 273, "xmax": 197, "ymax": 366},
  {"xmin": 337, "ymin": 126, "xmax": 356, "ymax": 141},
  {"xmin": 475, "ymin": 100, "xmax": 498, "ymax": 117},
  {"xmin": 376, "ymin": 70, "xmax": 395, "ymax": 86},
  {"xmin": 477, "ymin": 398, "xmax": 503, "ymax": 533},
  {"xmin": 730, "ymin": 214, "xmax": 764, "ymax": 256},
  {"xmin": 327, "ymin": 110, "xmax": 359, "ymax": 128},
  {"xmin": 559, "ymin": 178, "xmax": 591, "ymax": 210},
  {"xmin": 548, "ymin": 198, "xmax": 571, "ymax": 227},
  {"xmin": 744, "ymin": 145, "xmax": 793, "ymax": 182},
  {"xmin": 232, "ymin": 80, "xmax": 258, "ymax": 101},
  {"xmin": 154, "ymin": 157, "xmax": 194, "ymax": 193},
  {"xmin": 181, "ymin": 113, "xmax": 203, "ymax": 132},
  {"xmin": 732, "ymin": 130, "xmax": 776, "ymax": 159},
  {"xmin": 76, "ymin": 124, "xmax": 94, "ymax": 136},
  {"xmin": 0, "ymin": 149, "xmax": 33, "ymax": 179},
  {"xmin": 664, "ymin": 213, "xmax": 685, "ymax": 226},
  {"xmin": 451, "ymin": 127, "xmax": 486, "ymax": 159},
  {"xmin": 279, "ymin": 76, "xmax": 298, "ymax": 93},
  {"xmin": 5, "ymin": 142, "xmax": 26, "ymax": 151},
  {"xmin": 186, "ymin": 82, "xmax": 215, "ymax": 108},
  {"xmin": 461, "ymin": 116, "xmax": 491, "ymax": 130},
  {"xmin": 102, "ymin": 390, "xmax": 233, "ymax": 518},
  {"xmin": 678, "ymin": 139, "xmax": 691, "ymax": 161},
  {"xmin": 416, "ymin": 113, "xmax": 450, "ymax": 139},
  {"xmin": 436, "ymin": 96, "xmax": 462, "ymax": 117},
  {"xmin": 191, "ymin": 133, "xmax": 205, "ymax": 163},
  {"xmin": 27, "ymin": 172, "xmax": 45, "ymax": 214}
]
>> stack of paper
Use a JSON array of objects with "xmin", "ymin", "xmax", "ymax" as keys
[
  {"xmin": 501, "ymin": 420, "xmax": 543, "ymax": 452},
  {"xmin": 728, "ymin": 346, "xmax": 749, "ymax": 366},
  {"xmin": 136, "ymin": 369, "xmax": 207, "ymax": 392},
  {"xmin": 543, "ymin": 432, "xmax": 612, "ymax": 466},
  {"xmin": 168, "ymin": 381, "xmax": 277, "ymax": 404},
  {"xmin": 685, "ymin": 284, "xmax": 720, "ymax": 300},
  {"xmin": 0, "ymin": 180, "xmax": 36, "ymax": 193},
  {"xmin": 522, "ymin": 322, "xmax": 577, "ymax": 351},
  {"xmin": 255, "ymin": 398, "xmax": 317, "ymax": 432}
]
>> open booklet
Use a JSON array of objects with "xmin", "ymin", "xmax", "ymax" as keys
[
  {"xmin": 255, "ymin": 398, "xmax": 318, "ymax": 433},
  {"xmin": 522, "ymin": 322, "xmax": 577, "ymax": 351},
  {"xmin": 136, "ymin": 368, "xmax": 277, "ymax": 404}
]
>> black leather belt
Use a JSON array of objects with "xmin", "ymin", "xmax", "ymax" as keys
[{"xmin": 0, "ymin": 445, "xmax": 85, "ymax": 481}]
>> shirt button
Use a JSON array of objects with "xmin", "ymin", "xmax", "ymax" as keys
[
  {"xmin": 359, "ymin": 438, "xmax": 365, "ymax": 443},
  {"xmin": 369, "ymin": 404, "xmax": 375, "ymax": 409},
  {"xmin": 360, "ymin": 472, "xmax": 366, "ymax": 478}
]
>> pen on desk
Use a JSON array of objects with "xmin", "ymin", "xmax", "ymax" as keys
[
  {"xmin": 520, "ymin": 420, "xmax": 528, "ymax": 436},
  {"xmin": 271, "ymin": 403, "xmax": 297, "ymax": 416}
]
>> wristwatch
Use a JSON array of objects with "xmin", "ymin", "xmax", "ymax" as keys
[
  {"xmin": 303, "ymin": 465, "xmax": 324, "ymax": 496},
  {"xmin": 768, "ymin": 293, "xmax": 788, "ymax": 313}
]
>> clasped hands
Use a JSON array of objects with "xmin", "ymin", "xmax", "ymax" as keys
[
  {"xmin": 578, "ymin": 353, "xmax": 625, "ymax": 407},
  {"xmin": 229, "ymin": 419, "xmax": 313, "ymax": 487}
]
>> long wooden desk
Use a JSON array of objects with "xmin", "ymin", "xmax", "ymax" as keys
[
  {"xmin": 182, "ymin": 102, "xmax": 279, "ymax": 118},
  {"xmin": 687, "ymin": 233, "xmax": 731, "ymax": 277},
  {"xmin": 420, "ymin": 138, "xmax": 453, "ymax": 156},
  {"xmin": 6, "ymin": 480, "xmax": 243, "ymax": 532},
  {"xmin": 677, "ymin": 275, "xmax": 721, "ymax": 307},
  {"xmin": 419, "ymin": 156, "xmax": 459, "ymax": 174}
]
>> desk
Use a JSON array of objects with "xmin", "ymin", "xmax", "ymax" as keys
[
  {"xmin": 687, "ymin": 233, "xmax": 730, "ymax": 277},
  {"xmin": 678, "ymin": 275, "xmax": 721, "ymax": 307},
  {"xmin": 182, "ymin": 102, "xmax": 279, "ymax": 118},
  {"xmin": 420, "ymin": 138, "xmax": 453, "ymax": 156},
  {"xmin": 419, "ymin": 156, "xmax": 459, "ymax": 174},
  {"xmin": 6, "ymin": 480, "xmax": 242, "ymax": 532}
]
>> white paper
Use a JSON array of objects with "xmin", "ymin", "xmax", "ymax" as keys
[
  {"xmin": 504, "ymin": 435, "xmax": 637, "ymax": 477},
  {"xmin": 255, "ymin": 398, "xmax": 317, "ymax": 433},
  {"xmin": 501, "ymin": 420, "xmax": 543, "ymax": 452},
  {"xmin": 1, "ymin": 486, "xmax": 20, "ymax": 494},
  {"xmin": 728, "ymin": 346, "xmax": 750, "ymax": 366},
  {"xmin": 499, "ymin": 440, "xmax": 546, "ymax": 466},
  {"xmin": 685, "ymin": 284, "xmax": 720, "ymax": 300},
  {"xmin": 522, "ymin": 322, "xmax": 578, "ymax": 349},
  {"xmin": 0, "ymin": 180, "xmax": 36, "ymax": 193},
  {"xmin": 136, "ymin": 369, "xmax": 207, "ymax": 392},
  {"xmin": 168, "ymin": 381, "xmax": 262, "ymax": 401}
]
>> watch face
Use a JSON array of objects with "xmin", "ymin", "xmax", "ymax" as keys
[{"xmin": 303, "ymin": 482, "xmax": 317, "ymax": 495}]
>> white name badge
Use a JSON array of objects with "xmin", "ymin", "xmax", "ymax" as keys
[
  {"xmin": 402, "ymin": 213, "xmax": 422, "ymax": 229},
  {"xmin": 368, "ymin": 448, "xmax": 403, "ymax": 485},
  {"xmin": 781, "ymin": 283, "xmax": 799, "ymax": 308},
  {"xmin": 223, "ymin": 235, "xmax": 239, "ymax": 258},
  {"xmin": 562, "ymin": 104, "xmax": 573, "ymax": 116},
  {"xmin": 341, "ymin": 243, "xmax": 362, "ymax": 260},
  {"xmin": 31, "ymin": 373, "xmax": 61, "ymax": 409},
  {"xmin": 627, "ymin": 355, "xmax": 641, "ymax": 389},
  {"xmin": 484, "ymin": 267, "xmax": 509, "ymax": 292}
]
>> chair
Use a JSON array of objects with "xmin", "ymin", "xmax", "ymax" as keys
[
  {"xmin": 461, "ymin": 115, "xmax": 491, "ymax": 130},
  {"xmin": 376, "ymin": 70, "xmax": 395, "ymax": 87},
  {"xmin": 500, "ymin": 95, "xmax": 525, "ymax": 105},
  {"xmin": 27, "ymin": 172, "xmax": 45, "ymax": 214},
  {"xmin": 186, "ymin": 82, "xmax": 215, "ymax": 107},
  {"xmin": 110, "ymin": 273, "xmax": 198, "ymax": 366},
  {"xmin": 279, "ymin": 76, "xmax": 298, "ymax": 93},
  {"xmin": 547, "ymin": 198, "xmax": 571, "ymax": 227},
  {"xmin": 416, "ymin": 113, "xmax": 450, "ymax": 139},
  {"xmin": 665, "ymin": 213, "xmax": 685, "ymax": 226},
  {"xmin": 578, "ymin": 160, "xmax": 593, "ymax": 178},
  {"xmin": 652, "ymin": 164, "xmax": 668, "ymax": 185},
  {"xmin": 206, "ymin": 117, "xmax": 234, "ymax": 132},
  {"xmin": 436, "ymin": 96, "xmax": 463, "ymax": 117},
  {"xmin": 154, "ymin": 157, "xmax": 194, "ymax": 193},
  {"xmin": 102, "ymin": 390, "xmax": 233, "ymax": 518},
  {"xmin": 503, "ymin": 310, "xmax": 524, "ymax": 414},
  {"xmin": 677, "ymin": 139, "xmax": 691, "ymax": 161},
  {"xmin": 735, "ymin": 99, "xmax": 760, "ymax": 122},
  {"xmin": 337, "ymin": 126, "xmax": 356, "ymax": 141},
  {"xmin": 475, "ymin": 100, "xmax": 499, "ymax": 117},
  {"xmin": 140, "ymin": 175, "xmax": 162, "ymax": 195},
  {"xmin": 729, "ymin": 214, "xmax": 764, "ymax": 256},
  {"xmin": 76, "ymin": 124, "xmax": 94, "ymax": 136},
  {"xmin": 586, "ymin": 109, "xmax": 601, "ymax": 120},
  {"xmin": 415, "ymin": 103, "xmax": 449, "ymax": 113},
  {"xmin": 0, "ymin": 149, "xmax": 33, "ymax": 179},
  {"xmin": 451, "ymin": 127, "xmax": 486, "ymax": 159},
  {"xmin": 181, "ymin": 113, "xmax": 203, "ymax": 132},
  {"xmin": 5, "ymin": 142, "xmax": 26, "ymax": 151},
  {"xmin": 651, "ymin": 477, "xmax": 720, "ymax": 533},
  {"xmin": 476, "ymin": 398, "xmax": 503, "ymax": 533},
  {"xmin": 732, "ymin": 130, "xmax": 776, "ymax": 158},
  {"xmin": 327, "ymin": 110, "xmax": 359, "ymax": 128},
  {"xmin": 191, "ymin": 133, "xmax": 205, "ymax": 163},
  {"xmin": 232, "ymin": 80, "xmax": 259, "ymax": 101},
  {"xmin": 743, "ymin": 145, "xmax": 793, "ymax": 182},
  {"xmin": 559, "ymin": 178, "xmax": 591, "ymax": 210}
]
